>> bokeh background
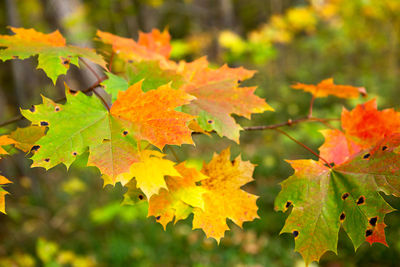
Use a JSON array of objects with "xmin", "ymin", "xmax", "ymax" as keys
[{"xmin": 1, "ymin": 0, "xmax": 400, "ymax": 266}]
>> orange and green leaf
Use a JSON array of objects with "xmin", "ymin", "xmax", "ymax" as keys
[
  {"xmin": 179, "ymin": 58, "xmax": 273, "ymax": 142},
  {"xmin": 110, "ymin": 81, "xmax": 195, "ymax": 149},
  {"xmin": 0, "ymin": 27, "xmax": 106, "ymax": 83}
]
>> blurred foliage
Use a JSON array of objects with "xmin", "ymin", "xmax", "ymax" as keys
[{"xmin": 1, "ymin": 0, "xmax": 400, "ymax": 266}]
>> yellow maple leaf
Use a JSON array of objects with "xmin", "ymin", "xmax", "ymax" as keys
[
  {"xmin": 192, "ymin": 147, "xmax": 259, "ymax": 243},
  {"xmin": 0, "ymin": 175, "xmax": 11, "ymax": 214},
  {"xmin": 129, "ymin": 150, "xmax": 181, "ymax": 198},
  {"xmin": 148, "ymin": 162, "xmax": 208, "ymax": 229}
]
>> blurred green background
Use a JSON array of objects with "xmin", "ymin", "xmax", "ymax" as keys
[{"xmin": 1, "ymin": 0, "xmax": 400, "ymax": 266}]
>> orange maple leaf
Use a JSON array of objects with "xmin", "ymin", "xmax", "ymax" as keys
[
  {"xmin": 96, "ymin": 29, "xmax": 173, "ymax": 68},
  {"xmin": 110, "ymin": 81, "xmax": 195, "ymax": 149},
  {"xmin": 291, "ymin": 78, "xmax": 367, "ymax": 98},
  {"xmin": 341, "ymin": 99, "xmax": 400, "ymax": 147},
  {"xmin": 192, "ymin": 147, "xmax": 259, "ymax": 242}
]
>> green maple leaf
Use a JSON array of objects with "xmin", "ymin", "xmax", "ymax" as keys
[
  {"xmin": 21, "ymin": 88, "xmax": 110, "ymax": 170},
  {"xmin": 275, "ymin": 140, "xmax": 399, "ymax": 265},
  {"xmin": 0, "ymin": 27, "xmax": 106, "ymax": 83}
]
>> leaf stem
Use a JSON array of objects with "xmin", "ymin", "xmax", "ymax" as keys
[
  {"xmin": 274, "ymin": 128, "xmax": 332, "ymax": 168},
  {"xmin": 308, "ymin": 95, "xmax": 315, "ymax": 118},
  {"xmin": 79, "ymin": 57, "xmax": 102, "ymax": 82}
]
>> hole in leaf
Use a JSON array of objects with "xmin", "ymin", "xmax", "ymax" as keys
[
  {"xmin": 285, "ymin": 201, "xmax": 292, "ymax": 208},
  {"xmin": 340, "ymin": 212, "xmax": 346, "ymax": 221},
  {"xmin": 356, "ymin": 196, "xmax": 365, "ymax": 205},
  {"xmin": 138, "ymin": 195, "xmax": 144, "ymax": 200},
  {"xmin": 342, "ymin": 193, "xmax": 349, "ymax": 200},
  {"xmin": 40, "ymin": 121, "xmax": 49, "ymax": 126},
  {"xmin": 156, "ymin": 216, "xmax": 161, "ymax": 220},
  {"xmin": 231, "ymin": 159, "xmax": 235, "ymax": 165},
  {"xmin": 122, "ymin": 130, "xmax": 128, "ymax": 136},
  {"xmin": 44, "ymin": 158, "xmax": 50, "ymax": 162},
  {"xmin": 292, "ymin": 230, "xmax": 299, "ymax": 238},
  {"xmin": 366, "ymin": 229, "xmax": 373, "ymax": 237},
  {"xmin": 363, "ymin": 153, "xmax": 370, "ymax": 159},
  {"xmin": 238, "ymin": 80, "xmax": 242, "ymax": 83},
  {"xmin": 30, "ymin": 145, "xmax": 40, "ymax": 152},
  {"xmin": 369, "ymin": 217, "xmax": 378, "ymax": 227},
  {"xmin": 72, "ymin": 152, "xmax": 77, "ymax": 156},
  {"xmin": 55, "ymin": 106, "xmax": 60, "ymax": 112},
  {"xmin": 207, "ymin": 120, "xmax": 213, "ymax": 124},
  {"xmin": 29, "ymin": 105, "xmax": 35, "ymax": 112},
  {"xmin": 68, "ymin": 89, "xmax": 78, "ymax": 95},
  {"xmin": 382, "ymin": 146, "xmax": 388, "ymax": 151}
]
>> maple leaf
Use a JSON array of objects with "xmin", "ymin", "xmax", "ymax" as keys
[
  {"xmin": 178, "ymin": 57, "xmax": 273, "ymax": 142},
  {"xmin": 192, "ymin": 147, "xmax": 259, "ymax": 242},
  {"xmin": 110, "ymin": 81, "xmax": 195, "ymax": 149},
  {"xmin": 87, "ymin": 116, "xmax": 140, "ymax": 186},
  {"xmin": 21, "ymin": 88, "xmax": 110, "ymax": 170},
  {"xmin": 9, "ymin": 126, "xmax": 46, "ymax": 153},
  {"xmin": 128, "ymin": 150, "xmax": 181, "ymax": 198},
  {"xmin": 0, "ymin": 27, "xmax": 106, "ymax": 83},
  {"xmin": 96, "ymin": 29, "xmax": 174, "ymax": 68},
  {"xmin": 0, "ymin": 135, "xmax": 16, "ymax": 156},
  {"xmin": 275, "ymin": 138, "xmax": 400, "ymax": 265},
  {"xmin": 291, "ymin": 78, "xmax": 367, "ymax": 99},
  {"xmin": 21, "ymin": 81, "xmax": 194, "ymax": 182},
  {"xmin": 0, "ymin": 175, "xmax": 11, "ymax": 214},
  {"xmin": 102, "ymin": 61, "xmax": 184, "ymax": 102},
  {"xmin": 319, "ymin": 99, "xmax": 400, "ymax": 166},
  {"xmin": 341, "ymin": 99, "xmax": 400, "ymax": 147},
  {"xmin": 148, "ymin": 162, "xmax": 208, "ymax": 229},
  {"xmin": 319, "ymin": 129, "xmax": 361, "ymax": 165}
]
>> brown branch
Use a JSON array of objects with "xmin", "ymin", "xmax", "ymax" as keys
[{"xmin": 274, "ymin": 128, "xmax": 333, "ymax": 168}]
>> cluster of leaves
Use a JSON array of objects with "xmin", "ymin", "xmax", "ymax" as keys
[
  {"xmin": 0, "ymin": 27, "xmax": 270, "ymax": 242},
  {"xmin": 1, "ymin": 26, "xmax": 400, "ymax": 265},
  {"xmin": 276, "ymin": 82, "xmax": 400, "ymax": 264}
]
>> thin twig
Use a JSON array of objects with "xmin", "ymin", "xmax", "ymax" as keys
[
  {"xmin": 308, "ymin": 95, "xmax": 315, "ymax": 118},
  {"xmin": 108, "ymin": 51, "xmax": 115, "ymax": 73},
  {"xmin": 274, "ymin": 128, "xmax": 332, "ymax": 168},
  {"xmin": 92, "ymin": 88, "xmax": 111, "ymax": 111}
]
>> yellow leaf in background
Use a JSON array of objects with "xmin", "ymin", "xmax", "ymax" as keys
[
  {"xmin": 129, "ymin": 150, "xmax": 180, "ymax": 198},
  {"xmin": 192, "ymin": 147, "xmax": 259, "ymax": 243}
]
